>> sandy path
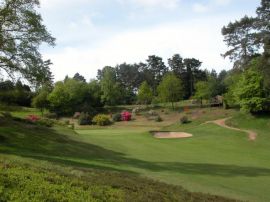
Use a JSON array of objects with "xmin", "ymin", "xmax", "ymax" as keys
[{"xmin": 205, "ymin": 118, "xmax": 257, "ymax": 141}]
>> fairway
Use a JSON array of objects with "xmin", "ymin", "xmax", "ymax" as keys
[{"xmin": 73, "ymin": 110, "xmax": 270, "ymax": 202}]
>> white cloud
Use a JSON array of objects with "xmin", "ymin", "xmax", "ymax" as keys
[
  {"xmin": 44, "ymin": 17, "xmax": 232, "ymax": 81},
  {"xmin": 40, "ymin": 0, "xmax": 93, "ymax": 9},
  {"xmin": 117, "ymin": 0, "xmax": 181, "ymax": 9},
  {"xmin": 214, "ymin": 0, "xmax": 231, "ymax": 6},
  {"xmin": 192, "ymin": 0, "xmax": 232, "ymax": 13},
  {"xmin": 192, "ymin": 3, "xmax": 209, "ymax": 13}
]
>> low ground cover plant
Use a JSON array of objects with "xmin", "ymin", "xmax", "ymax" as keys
[{"xmin": 0, "ymin": 157, "xmax": 238, "ymax": 202}]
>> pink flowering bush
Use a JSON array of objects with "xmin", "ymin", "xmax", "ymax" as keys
[
  {"xmin": 26, "ymin": 115, "xmax": 40, "ymax": 122},
  {"xmin": 121, "ymin": 111, "xmax": 132, "ymax": 121}
]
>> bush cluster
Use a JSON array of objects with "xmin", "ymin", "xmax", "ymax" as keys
[
  {"xmin": 180, "ymin": 116, "xmax": 189, "ymax": 124},
  {"xmin": 155, "ymin": 116, "xmax": 163, "ymax": 122},
  {"xmin": 36, "ymin": 118, "xmax": 54, "ymax": 127},
  {"xmin": 144, "ymin": 110, "xmax": 163, "ymax": 122},
  {"xmin": 78, "ymin": 112, "xmax": 91, "ymax": 125},
  {"xmin": 1, "ymin": 112, "xmax": 12, "ymax": 119},
  {"xmin": 121, "ymin": 111, "xmax": 132, "ymax": 121},
  {"xmin": 92, "ymin": 114, "xmax": 111, "ymax": 126},
  {"xmin": 112, "ymin": 113, "xmax": 122, "ymax": 122},
  {"xmin": 44, "ymin": 112, "xmax": 57, "ymax": 119}
]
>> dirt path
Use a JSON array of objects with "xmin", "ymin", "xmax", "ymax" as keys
[{"xmin": 205, "ymin": 118, "xmax": 257, "ymax": 141}]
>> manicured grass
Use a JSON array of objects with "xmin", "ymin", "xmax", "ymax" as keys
[
  {"xmin": 75, "ymin": 122, "xmax": 270, "ymax": 202},
  {"xmin": 1, "ymin": 108, "xmax": 270, "ymax": 201}
]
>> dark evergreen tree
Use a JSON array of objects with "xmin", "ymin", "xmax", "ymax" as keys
[
  {"xmin": 73, "ymin": 73, "xmax": 86, "ymax": 83},
  {"xmin": 146, "ymin": 55, "xmax": 168, "ymax": 94}
]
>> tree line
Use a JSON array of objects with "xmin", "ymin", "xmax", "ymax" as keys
[
  {"xmin": 96, "ymin": 55, "xmax": 209, "ymax": 105},
  {"xmin": 31, "ymin": 55, "xmax": 229, "ymax": 115},
  {"xmin": 0, "ymin": 0, "xmax": 269, "ymax": 115}
]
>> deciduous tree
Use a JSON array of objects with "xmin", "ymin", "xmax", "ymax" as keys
[
  {"xmin": 157, "ymin": 73, "xmax": 183, "ymax": 109},
  {"xmin": 0, "ymin": 0, "xmax": 55, "ymax": 85},
  {"xmin": 137, "ymin": 81, "xmax": 153, "ymax": 105}
]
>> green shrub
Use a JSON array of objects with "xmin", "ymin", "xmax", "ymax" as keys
[
  {"xmin": 78, "ymin": 112, "xmax": 91, "ymax": 125},
  {"xmin": 36, "ymin": 118, "xmax": 54, "ymax": 127},
  {"xmin": 1, "ymin": 112, "xmax": 12, "ymax": 119},
  {"xmin": 180, "ymin": 116, "xmax": 189, "ymax": 124},
  {"xmin": 112, "ymin": 113, "xmax": 122, "ymax": 122},
  {"xmin": 155, "ymin": 116, "xmax": 163, "ymax": 122},
  {"xmin": 68, "ymin": 123, "xmax": 75, "ymax": 130},
  {"xmin": 44, "ymin": 112, "xmax": 57, "ymax": 119},
  {"xmin": 92, "ymin": 114, "xmax": 111, "ymax": 126}
]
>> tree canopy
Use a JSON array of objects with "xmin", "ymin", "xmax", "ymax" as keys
[
  {"xmin": 99, "ymin": 66, "xmax": 122, "ymax": 106},
  {"xmin": 137, "ymin": 81, "xmax": 153, "ymax": 105},
  {"xmin": 157, "ymin": 73, "xmax": 183, "ymax": 109},
  {"xmin": 0, "ymin": 0, "xmax": 55, "ymax": 86}
]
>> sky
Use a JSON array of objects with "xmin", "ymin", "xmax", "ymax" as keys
[{"xmin": 39, "ymin": 0, "xmax": 260, "ymax": 82}]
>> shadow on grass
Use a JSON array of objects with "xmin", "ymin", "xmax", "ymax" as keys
[{"xmin": 1, "ymin": 120, "xmax": 270, "ymax": 178}]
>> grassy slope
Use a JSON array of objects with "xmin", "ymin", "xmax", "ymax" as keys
[{"xmin": 0, "ymin": 118, "xmax": 238, "ymax": 202}]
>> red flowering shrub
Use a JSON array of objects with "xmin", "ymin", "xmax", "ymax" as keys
[
  {"xmin": 121, "ymin": 111, "xmax": 132, "ymax": 121},
  {"xmin": 26, "ymin": 115, "xmax": 40, "ymax": 122}
]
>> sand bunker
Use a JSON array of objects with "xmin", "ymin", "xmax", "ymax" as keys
[{"xmin": 154, "ymin": 132, "xmax": 193, "ymax": 139}]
